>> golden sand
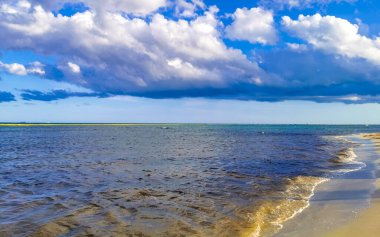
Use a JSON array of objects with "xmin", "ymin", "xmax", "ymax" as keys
[{"xmin": 324, "ymin": 133, "xmax": 380, "ymax": 237}]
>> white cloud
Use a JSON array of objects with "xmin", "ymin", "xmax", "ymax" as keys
[
  {"xmin": 167, "ymin": 58, "xmax": 183, "ymax": 69},
  {"xmin": 27, "ymin": 61, "xmax": 45, "ymax": 75},
  {"xmin": 1, "ymin": 0, "xmax": 167, "ymax": 16},
  {"xmin": 68, "ymin": 62, "xmax": 81, "ymax": 74},
  {"xmin": 259, "ymin": 0, "xmax": 356, "ymax": 9},
  {"xmin": 174, "ymin": 0, "xmax": 205, "ymax": 17},
  {"xmin": 0, "ymin": 61, "xmax": 45, "ymax": 76},
  {"xmin": 225, "ymin": 7, "xmax": 277, "ymax": 45},
  {"xmin": 1, "ymin": 1, "xmax": 380, "ymax": 103},
  {"xmin": 17, "ymin": 1, "xmax": 32, "ymax": 9},
  {"xmin": 166, "ymin": 58, "xmax": 216, "ymax": 80},
  {"xmin": 251, "ymin": 77, "xmax": 263, "ymax": 85},
  {"xmin": 0, "ymin": 1, "xmax": 267, "ymax": 94},
  {"xmin": 338, "ymin": 95, "xmax": 362, "ymax": 102},
  {"xmin": 82, "ymin": 0, "xmax": 167, "ymax": 16},
  {"xmin": 0, "ymin": 61, "xmax": 27, "ymax": 75},
  {"xmin": 287, "ymin": 43, "xmax": 308, "ymax": 52},
  {"xmin": 282, "ymin": 14, "xmax": 380, "ymax": 66}
]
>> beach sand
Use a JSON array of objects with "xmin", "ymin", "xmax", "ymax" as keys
[
  {"xmin": 275, "ymin": 134, "xmax": 380, "ymax": 237},
  {"xmin": 323, "ymin": 133, "xmax": 380, "ymax": 237}
]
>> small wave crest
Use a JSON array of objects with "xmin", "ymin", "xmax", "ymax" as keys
[
  {"xmin": 244, "ymin": 176, "xmax": 329, "ymax": 237},
  {"xmin": 329, "ymin": 147, "xmax": 366, "ymax": 174},
  {"xmin": 329, "ymin": 148, "xmax": 357, "ymax": 164},
  {"xmin": 246, "ymin": 137, "xmax": 365, "ymax": 237}
]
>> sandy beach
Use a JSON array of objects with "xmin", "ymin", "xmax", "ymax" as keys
[
  {"xmin": 276, "ymin": 133, "xmax": 380, "ymax": 237},
  {"xmin": 323, "ymin": 133, "xmax": 380, "ymax": 237}
]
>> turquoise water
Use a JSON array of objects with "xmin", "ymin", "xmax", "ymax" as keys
[{"xmin": 0, "ymin": 125, "xmax": 379, "ymax": 236}]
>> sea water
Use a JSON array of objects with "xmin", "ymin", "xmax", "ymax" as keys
[{"xmin": 0, "ymin": 125, "xmax": 379, "ymax": 237}]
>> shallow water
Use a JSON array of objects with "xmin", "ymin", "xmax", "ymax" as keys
[
  {"xmin": 0, "ymin": 125, "xmax": 379, "ymax": 237},
  {"xmin": 274, "ymin": 136, "xmax": 379, "ymax": 237}
]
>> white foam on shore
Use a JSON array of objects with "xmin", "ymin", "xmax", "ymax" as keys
[
  {"xmin": 332, "ymin": 135, "xmax": 358, "ymax": 144},
  {"xmin": 335, "ymin": 144, "xmax": 366, "ymax": 173},
  {"xmin": 247, "ymin": 176, "xmax": 330, "ymax": 237},
  {"xmin": 249, "ymin": 135, "xmax": 366, "ymax": 237},
  {"xmin": 270, "ymin": 177, "xmax": 330, "ymax": 233},
  {"xmin": 272, "ymin": 178, "xmax": 330, "ymax": 228},
  {"xmin": 326, "ymin": 135, "xmax": 366, "ymax": 173}
]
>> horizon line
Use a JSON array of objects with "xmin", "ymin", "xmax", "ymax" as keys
[{"xmin": 0, "ymin": 123, "xmax": 378, "ymax": 127}]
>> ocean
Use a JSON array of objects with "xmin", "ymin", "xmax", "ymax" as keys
[{"xmin": 1, "ymin": 125, "xmax": 379, "ymax": 237}]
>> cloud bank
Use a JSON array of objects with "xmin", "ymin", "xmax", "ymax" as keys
[
  {"xmin": 0, "ymin": 2, "xmax": 268, "ymax": 94},
  {"xmin": 0, "ymin": 0, "xmax": 379, "ymax": 103}
]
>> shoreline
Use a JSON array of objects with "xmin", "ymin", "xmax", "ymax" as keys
[
  {"xmin": 322, "ymin": 133, "xmax": 380, "ymax": 237},
  {"xmin": 246, "ymin": 135, "xmax": 364, "ymax": 237},
  {"xmin": 274, "ymin": 133, "xmax": 380, "ymax": 237},
  {"xmin": 245, "ymin": 176, "xmax": 330, "ymax": 237}
]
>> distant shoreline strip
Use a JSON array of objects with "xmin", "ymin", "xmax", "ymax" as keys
[{"xmin": 0, "ymin": 123, "xmax": 186, "ymax": 127}]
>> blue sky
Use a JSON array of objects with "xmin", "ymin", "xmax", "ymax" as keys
[{"xmin": 1, "ymin": 0, "xmax": 380, "ymax": 123}]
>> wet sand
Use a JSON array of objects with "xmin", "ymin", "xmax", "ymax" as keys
[
  {"xmin": 275, "ymin": 134, "xmax": 380, "ymax": 237},
  {"xmin": 323, "ymin": 133, "xmax": 380, "ymax": 237}
]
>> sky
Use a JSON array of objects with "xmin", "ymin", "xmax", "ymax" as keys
[{"xmin": 1, "ymin": 0, "xmax": 380, "ymax": 124}]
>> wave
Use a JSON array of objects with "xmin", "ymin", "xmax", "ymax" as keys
[
  {"xmin": 243, "ymin": 176, "xmax": 329, "ymax": 237},
  {"xmin": 245, "ymin": 136, "xmax": 364, "ymax": 237},
  {"xmin": 329, "ymin": 147, "xmax": 366, "ymax": 174}
]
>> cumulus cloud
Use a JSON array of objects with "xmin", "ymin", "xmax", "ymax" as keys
[
  {"xmin": 282, "ymin": 14, "xmax": 380, "ymax": 66},
  {"xmin": 1, "ymin": 0, "xmax": 167, "ymax": 15},
  {"xmin": 287, "ymin": 43, "xmax": 308, "ymax": 52},
  {"xmin": 0, "ymin": 2, "xmax": 268, "ymax": 96},
  {"xmin": 259, "ymin": 0, "xmax": 357, "ymax": 10},
  {"xmin": 67, "ymin": 62, "xmax": 81, "ymax": 74},
  {"xmin": 174, "ymin": 0, "xmax": 205, "ymax": 17},
  {"xmin": 0, "ymin": 62, "xmax": 27, "ymax": 75},
  {"xmin": 0, "ymin": 61, "xmax": 45, "ymax": 76},
  {"xmin": 81, "ymin": 0, "xmax": 167, "ymax": 16},
  {"xmin": 1, "ymin": 0, "xmax": 380, "ymax": 104},
  {"xmin": 27, "ymin": 61, "xmax": 46, "ymax": 75},
  {"xmin": 225, "ymin": 7, "xmax": 277, "ymax": 45}
]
